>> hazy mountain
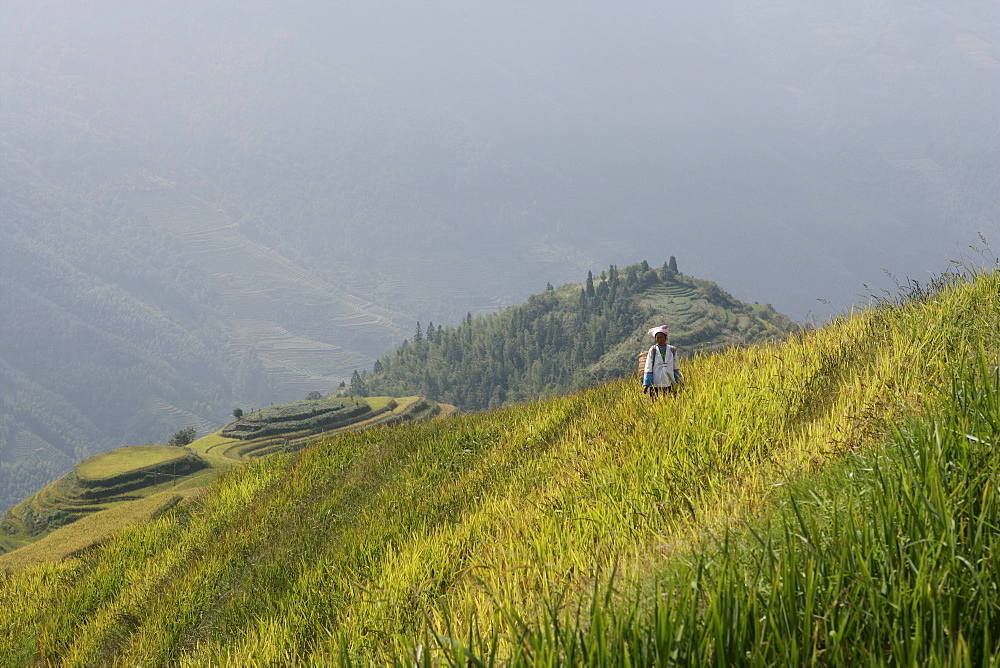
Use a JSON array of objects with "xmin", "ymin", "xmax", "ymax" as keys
[
  {"xmin": 4, "ymin": 1, "xmax": 996, "ymax": 317},
  {"xmin": 1, "ymin": 1, "xmax": 997, "ymax": 508}
]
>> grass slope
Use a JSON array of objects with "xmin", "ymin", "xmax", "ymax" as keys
[
  {"xmin": 0, "ymin": 269, "xmax": 995, "ymax": 665},
  {"xmin": 491, "ymin": 349, "xmax": 1000, "ymax": 665},
  {"xmin": 0, "ymin": 396, "xmax": 453, "ymax": 561}
]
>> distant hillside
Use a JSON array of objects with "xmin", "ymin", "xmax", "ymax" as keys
[
  {"xmin": 0, "ymin": 268, "xmax": 993, "ymax": 663},
  {"xmin": 354, "ymin": 261, "xmax": 797, "ymax": 409},
  {"xmin": 0, "ymin": 394, "xmax": 455, "ymax": 562},
  {"xmin": 0, "ymin": 177, "xmax": 415, "ymax": 514}
]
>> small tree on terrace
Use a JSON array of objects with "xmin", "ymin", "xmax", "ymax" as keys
[
  {"xmin": 169, "ymin": 427, "xmax": 197, "ymax": 447},
  {"xmin": 232, "ymin": 408, "xmax": 244, "ymax": 420}
]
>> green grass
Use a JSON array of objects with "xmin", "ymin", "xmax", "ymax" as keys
[
  {"xmin": 0, "ymin": 268, "xmax": 995, "ymax": 665},
  {"xmin": 448, "ymin": 350, "xmax": 999, "ymax": 665}
]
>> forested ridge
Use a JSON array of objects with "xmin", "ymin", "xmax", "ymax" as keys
[{"xmin": 354, "ymin": 261, "xmax": 796, "ymax": 409}]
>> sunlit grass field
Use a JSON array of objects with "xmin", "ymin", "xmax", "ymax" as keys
[
  {"xmin": 0, "ymin": 491, "xmax": 187, "ymax": 572},
  {"xmin": 74, "ymin": 445, "xmax": 194, "ymax": 482},
  {"xmin": 0, "ymin": 268, "xmax": 996, "ymax": 665}
]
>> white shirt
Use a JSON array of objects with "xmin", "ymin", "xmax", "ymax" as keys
[{"xmin": 644, "ymin": 344, "xmax": 679, "ymax": 387}]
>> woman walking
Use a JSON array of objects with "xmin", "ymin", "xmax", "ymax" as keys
[{"xmin": 643, "ymin": 325, "xmax": 680, "ymax": 399}]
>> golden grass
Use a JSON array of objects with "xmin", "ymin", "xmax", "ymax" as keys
[
  {"xmin": 187, "ymin": 432, "xmax": 243, "ymax": 470},
  {"xmin": 363, "ymin": 396, "xmax": 399, "ymax": 411},
  {"xmin": 0, "ymin": 490, "xmax": 195, "ymax": 572},
  {"xmin": 75, "ymin": 445, "xmax": 192, "ymax": 482}
]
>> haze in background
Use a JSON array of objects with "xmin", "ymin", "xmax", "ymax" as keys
[{"xmin": 1, "ymin": 0, "xmax": 997, "ymax": 508}]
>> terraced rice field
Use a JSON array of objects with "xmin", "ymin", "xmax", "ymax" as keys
[
  {"xmin": 0, "ymin": 491, "xmax": 188, "ymax": 571},
  {"xmin": 213, "ymin": 396, "xmax": 445, "ymax": 460},
  {"xmin": 4, "ymin": 428, "xmax": 72, "ymax": 467},
  {"xmin": 638, "ymin": 280, "xmax": 768, "ymax": 352},
  {"xmin": 74, "ymin": 445, "xmax": 198, "ymax": 484},
  {"xmin": 1, "ymin": 445, "xmax": 206, "ymax": 546},
  {"xmin": 641, "ymin": 284, "xmax": 713, "ymax": 342},
  {"xmin": 149, "ymin": 400, "xmax": 220, "ymax": 437},
  {"xmin": 0, "ymin": 395, "xmax": 457, "ymax": 568}
]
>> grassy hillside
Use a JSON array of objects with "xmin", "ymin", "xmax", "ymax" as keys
[
  {"xmin": 0, "ymin": 268, "xmax": 996, "ymax": 664},
  {"xmin": 0, "ymin": 395, "xmax": 455, "ymax": 566}
]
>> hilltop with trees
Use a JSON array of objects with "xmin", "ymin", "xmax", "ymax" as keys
[{"xmin": 352, "ymin": 260, "xmax": 797, "ymax": 409}]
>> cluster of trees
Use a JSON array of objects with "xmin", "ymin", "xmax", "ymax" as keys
[
  {"xmin": 351, "ymin": 261, "xmax": 792, "ymax": 411},
  {"xmin": 169, "ymin": 428, "xmax": 197, "ymax": 447},
  {"xmin": 352, "ymin": 263, "xmax": 651, "ymax": 408}
]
